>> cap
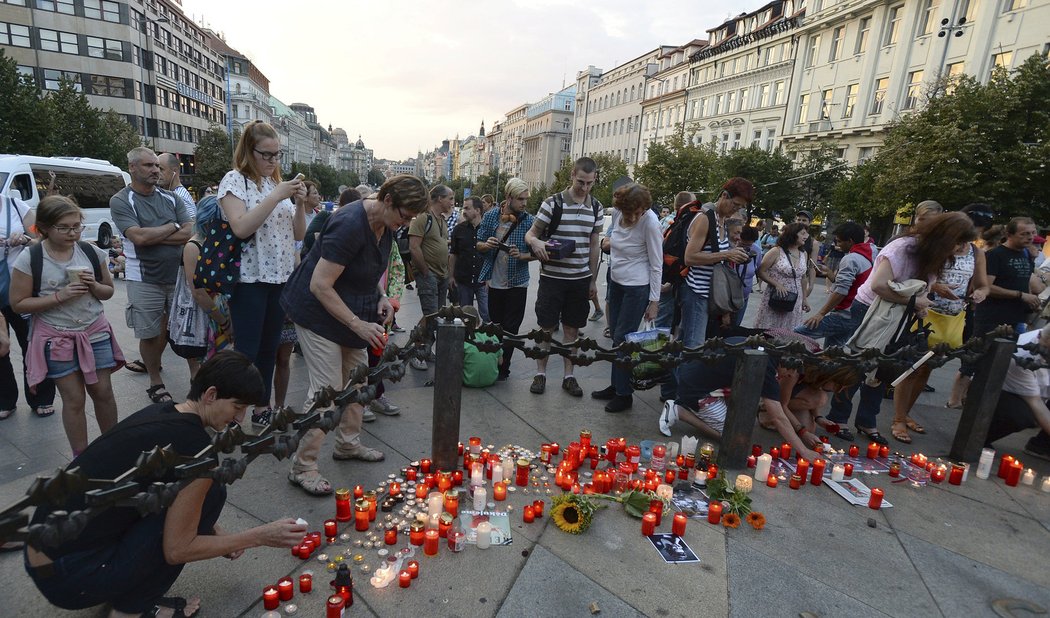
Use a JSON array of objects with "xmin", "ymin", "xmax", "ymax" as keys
[
  {"xmin": 796, "ymin": 209, "xmax": 814, "ymax": 221},
  {"xmin": 1035, "ymin": 235, "xmax": 1046, "ymax": 245}
]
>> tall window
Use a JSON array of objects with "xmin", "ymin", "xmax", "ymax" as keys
[
  {"xmin": 805, "ymin": 35, "xmax": 821, "ymax": 68},
  {"xmin": 991, "ymin": 51, "xmax": 1014, "ymax": 73},
  {"xmin": 726, "ymin": 91, "xmax": 736, "ymax": 113},
  {"xmin": 83, "ymin": 0, "xmax": 120, "ymax": 22},
  {"xmin": 797, "ymin": 94, "xmax": 810, "ymax": 124},
  {"xmin": 87, "ymin": 37, "xmax": 123, "ymax": 61},
  {"xmin": 820, "ymin": 89, "xmax": 833, "ymax": 120},
  {"xmin": 765, "ymin": 128, "xmax": 777, "ymax": 152},
  {"xmin": 884, "ymin": 5, "xmax": 903, "ymax": 46},
  {"xmin": 1002, "ymin": 0, "xmax": 1026, "ymax": 11},
  {"xmin": 39, "ymin": 29, "xmax": 79, "ymax": 54},
  {"xmin": 903, "ymin": 70, "xmax": 924, "ymax": 109},
  {"xmin": 715, "ymin": 94, "xmax": 724, "ymax": 115},
  {"xmin": 958, "ymin": 0, "xmax": 979, "ymax": 21},
  {"xmin": 773, "ymin": 81, "xmax": 786, "ymax": 105},
  {"xmin": 870, "ymin": 77, "xmax": 889, "ymax": 114},
  {"xmin": 843, "ymin": 83, "xmax": 858, "ymax": 118},
  {"xmin": 752, "ymin": 130, "xmax": 763, "ymax": 148},
  {"xmin": 855, "ymin": 16, "xmax": 871, "ymax": 54},
  {"xmin": 829, "ymin": 27, "xmax": 845, "ymax": 61},
  {"xmin": 43, "ymin": 69, "xmax": 80, "ymax": 91},
  {"xmin": 758, "ymin": 84, "xmax": 770, "ymax": 108},
  {"xmin": 739, "ymin": 87, "xmax": 750, "ymax": 111},
  {"xmin": 919, "ymin": 0, "xmax": 940, "ymax": 36}
]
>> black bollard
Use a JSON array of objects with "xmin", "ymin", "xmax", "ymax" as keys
[
  {"xmin": 718, "ymin": 349, "xmax": 768, "ymax": 470},
  {"xmin": 950, "ymin": 337, "xmax": 1016, "ymax": 462},
  {"xmin": 432, "ymin": 318, "xmax": 466, "ymax": 472}
]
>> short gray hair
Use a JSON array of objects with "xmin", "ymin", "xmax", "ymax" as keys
[{"xmin": 127, "ymin": 146, "xmax": 156, "ymax": 165}]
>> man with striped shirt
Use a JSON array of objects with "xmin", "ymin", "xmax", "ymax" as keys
[{"xmin": 525, "ymin": 157, "xmax": 604, "ymax": 397}]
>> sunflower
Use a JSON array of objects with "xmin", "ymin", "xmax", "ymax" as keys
[
  {"xmin": 722, "ymin": 512, "xmax": 741, "ymax": 529},
  {"xmin": 746, "ymin": 511, "xmax": 766, "ymax": 530},
  {"xmin": 550, "ymin": 495, "xmax": 594, "ymax": 534}
]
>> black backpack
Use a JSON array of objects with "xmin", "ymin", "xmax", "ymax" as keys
[
  {"xmin": 541, "ymin": 191, "xmax": 602, "ymax": 240},
  {"xmin": 30, "ymin": 241, "xmax": 103, "ymax": 296},
  {"xmin": 661, "ymin": 201, "xmax": 712, "ymax": 285}
]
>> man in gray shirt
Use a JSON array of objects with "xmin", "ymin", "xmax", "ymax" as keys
[{"xmin": 110, "ymin": 147, "xmax": 191, "ymax": 403}]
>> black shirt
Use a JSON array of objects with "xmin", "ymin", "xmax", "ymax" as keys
[
  {"xmin": 450, "ymin": 220, "xmax": 484, "ymax": 284},
  {"xmin": 30, "ymin": 403, "xmax": 211, "ymax": 559},
  {"xmin": 301, "ymin": 210, "xmax": 332, "ymax": 257},
  {"xmin": 979, "ymin": 245, "xmax": 1034, "ymax": 327},
  {"xmin": 675, "ymin": 338, "xmax": 780, "ymax": 410}
]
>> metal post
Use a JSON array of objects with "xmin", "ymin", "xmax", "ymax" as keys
[
  {"xmin": 718, "ymin": 349, "xmax": 768, "ymax": 470},
  {"xmin": 949, "ymin": 338, "xmax": 1016, "ymax": 462},
  {"xmin": 431, "ymin": 319, "xmax": 466, "ymax": 471}
]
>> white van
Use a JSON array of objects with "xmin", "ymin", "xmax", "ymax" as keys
[{"xmin": 0, "ymin": 155, "xmax": 130, "ymax": 248}]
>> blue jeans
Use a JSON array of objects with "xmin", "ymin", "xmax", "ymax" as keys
[
  {"xmin": 607, "ymin": 280, "xmax": 652, "ymax": 397},
  {"xmin": 229, "ymin": 282, "xmax": 285, "ymax": 402},
  {"xmin": 655, "ymin": 287, "xmax": 676, "ymax": 329},
  {"xmin": 454, "ymin": 281, "xmax": 490, "ymax": 322},
  {"xmin": 678, "ymin": 285, "xmax": 709, "ymax": 348},
  {"xmin": 27, "ymin": 484, "xmax": 226, "ymax": 613},
  {"xmin": 794, "ymin": 307, "xmax": 860, "ymax": 348},
  {"xmin": 824, "ymin": 301, "xmax": 881, "ymax": 428}
]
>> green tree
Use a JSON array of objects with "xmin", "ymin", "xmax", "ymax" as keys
[
  {"xmin": 42, "ymin": 81, "xmax": 105, "ymax": 159},
  {"xmin": 552, "ymin": 153, "xmax": 628, "ymax": 208},
  {"xmin": 709, "ymin": 145, "xmax": 796, "ymax": 220},
  {"xmin": 790, "ymin": 144, "xmax": 848, "ymax": 223},
  {"xmin": 0, "ymin": 49, "xmax": 49, "ymax": 155},
  {"xmin": 474, "ymin": 168, "xmax": 510, "ymax": 202},
  {"xmin": 367, "ymin": 168, "xmax": 386, "ymax": 187},
  {"xmin": 635, "ymin": 126, "xmax": 719, "ymax": 206},
  {"xmin": 93, "ymin": 110, "xmax": 142, "ymax": 169},
  {"xmin": 193, "ymin": 125, "xmax": 234, "ymax": 189},
  {"xmin": 526, "ymin": 182, "xmax": 549, "ymax": 214}
]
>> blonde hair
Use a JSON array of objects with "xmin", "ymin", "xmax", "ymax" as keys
[
  {"xmin": 233, "ymin": 120, "xmax": 282, "ymax": 186},
  {"xmin": 504, "ymin": 177, "xmax": 528, "ymax": 200}
]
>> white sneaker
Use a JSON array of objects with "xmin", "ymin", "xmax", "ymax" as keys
[
  {"xmin": 362, "ymin": 408, "xmax": 377, "ymax": 422},
  {"xmin": 369, "ymin": 396, "xmax": 400, "ymax": 416},
  {"xmin": 410, "ymin": 357, "xmax": 428, "ymax": 371},
  {"xmin": 659, "ymin": 399, "xmax": 679, "ymax": 437}
]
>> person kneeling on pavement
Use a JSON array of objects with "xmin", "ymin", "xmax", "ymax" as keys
[
  {"xmin": 24, "ymin": 351, "xmax": 307, "ymax": 618},
  {"xmin": 985, "ymin": 323, "xmax": 1050, "ymax": 461}
]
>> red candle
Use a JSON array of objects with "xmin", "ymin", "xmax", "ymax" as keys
[
  {"xmin": 424, "ymin": 529, "xmax": 439, "ymax": 556},
  {"xmin": 399, "ymin": 569, "xmax": 412, "ymax": 588},
  {"xmin": 365, "ymin": 492, "xmax": 377, "ymax": 522},
  {"xmin": 292, "ymin": 543, "xmax": 302, "ymax": 557},
  {"xmin": 326, "ymin": 595, "xmax": 345, "ymax": 618},
  {"xmin": 707, "ymin": 464, "xmax": 719, "ymax": 479},
  {"xmin": 998, "ymin": 455, "xmax": 1015, "ymax": 479},
  {"xmin": 752, "ymin": 444, "xmax": 762, "ymax": 457},
  {"xmin": 390, "ymin": 481, "xmax": 403, "ymax": 497},
  {"xmin": 516, "ymin": 458, "xmax": 530, "ymax": 486},
  {"xmin": 789, "ymin": 474, "xmax": 802, "ymax": 490},
  {"xmin": 452, "ymin": 470, "xmax": 464, "ymax": 486},
  {"xmin": 420, "ymin": 458, "xmax": 433, "ymax": 473},
  {"xmin": 309, "ymin": 531, "xmax": 322, "ymax": 546},
  {"xmin": 407, "ymin": 560, "xmax": 419, "ymax": 579},
  {"xmin": 766, "ymin": 473, "xmax": 778, "ymax": 488},
  {"xmin": 648, "ymin": 499, "xmax": 664, "ymax": 526},
  {"xmin": 297, "ymin": 544, "xmax": 310, "ymax": 560},
  {"xmin": 949, "ymin": 463, "xmax": 965, "ymax": 485},
  {"xmin": 580, "ymin": 429, "xmax": 592, "ymax": 452},
  {"xmin": 665, "ymin": 468, "xmax": 677, "ymax": 484},
  {"xmin": 931, "ymin": 466, "xmax": 946, "ymax": 484},
  {"xmin": 493, "ymin": 483, "xmax": 507, "ymax": 501},
  {"xmin": 263, "ymin": 586, "xmax": 280, "ymax": 610},
  {"xmin": 335, "ymin": 488, "xmax": 352, "ymax": 522},
  {"xmin": 468, "ymin": 436, "xmax": 482, "ymax": 455},
  {"xmin": 406, "ymin": 467, "xmax": 418, "ymax": 482},
  {"xmin": 868, "ymin": 487, "xmax": 884, "ymax": 509},
  {"xmin": 353, "ymin": 484, "xmax": 364, "ymax": 499},
  {"xmin": 415, "ymin": 483, "xmax": 427, "ymax": 499},
  {"xmin": 384, "ymin": 524, "xmax": 398, "ymax": 545},
  {"xmin": 523, "ymin": 505, "xmax": 535, "ymax": 523},
  {"xmin": 707, "ymin": 501, "xmax": 723, "ymax": 524},
  {"xmin": 888, "ymin": 462, "xmax": 900, "ymax": 478},
  {"xmin": 746, "ymin": 455, "xmax": 757, "ymax": 469},
  {"xmin": 780, "ymin": 443, "xmax": 792, "ymax": 460},
  {"xmin": 354, "ymin": 499, "xmax": 369, "ymax": 532},
  {"xmin": 627, "ymin": 445, "xmax": 641, "ymax": 471},
  {"xmin": 277, "ymin": 577, "xmax": 293, "ymax": 601},
  {"xmin": 1005, "ymin": 459, "xmax": 1023, "ymax": 487},
  {"xmin": 589, "ymin": 446, "xmax": 600, "ymax": 469},
  {"xmin": 769, "ymin": 447, "xmax": 780, "ymax": 461},
  {"xmin": 324, "ymin": 518, "xmax": 338, "ymax": 539},
  {"xmin": 848, "ymin": 444, "xmax": 859, "ymax": 458},
  {"xmin": 443, "ymin": 490, "xmax": 459, "ymax": 517},
  {"xmin": 409, "ymin": 522, "xmax": 424, "ymax": 546},
  {"xmin": 551, "ymin": 441, "xmax": 562, "ymax": 456},
  {"xmin": 811, "ymin": 459, "xmax": 826, "ymax": 486},
  {"xmin": 299, "ymin": 573, "xmax": 312, "ymax": 594},
  {"xmin": 672, "ymin": 512, "xmax": 687, "ymax": 535},
  {"xmin": 439, "ymin": 513, "xmax": 452, "ymax": 538},
  {"xmin": 796, "ymin": 459, "xmax": 809, "ymax": 484},
  {"xmin": 844, "ymin": 463, "xmax": 854, "ymax": 477},
  {"xmin": 641, "ymin": 511, "xmax": 658, "ymax": 535},
  {"xmin": 651, "ymin": 444, "xmax": 667, "ymax": 471},
  {"xmin": 532, "ymin": 500, "xmax": 545, "ymax": 518},
  {"xmin": 867, "ymin": 442, "xmax": 879, "ymax": 459},
  {"xmin": 448, "ymin": 531, "xmax": 465, "ymax": 552},
  {"xmin": 879, "ymin": 445, "xmax": 890, "ymax": 459}
]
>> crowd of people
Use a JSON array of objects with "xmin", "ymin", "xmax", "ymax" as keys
[{"xmin": 3, "ymin": 121, "xmax": 1050, "ymax": 616}]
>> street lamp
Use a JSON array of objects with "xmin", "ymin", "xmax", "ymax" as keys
[
  {"xmin": 933, "ymin": 0, "xmax": 972, "ymax": 97},
  {"xmin": 135, "ymin": 14, "xmax": 168, "ymax": 144}
]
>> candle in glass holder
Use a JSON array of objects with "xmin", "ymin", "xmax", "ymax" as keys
[
  {"xmin": 324, "ymin": 519, "xmax": 338, "ymax": 539},
  {"xmin": 627, "ymin": 445, "xmax": 641, "ymax": 471},
  {"xmin": 766, "ymin": 473, "xmax": 778, "ymax": 488},
  {"xmin": 364, "ymin": 491, "xmax": 377, "ymax": 522},
  {"xmin": 1005, "ymin": 459, "xmax": 1024, "ymax": 487},
  {"xmin": 406, "ymin": 467, "xmax": 418, "ymax": 482},
  {"xmin": 263, "ymin": 586, "xmax": 280, "ymax": 610},
  {"xmin": 931, "ymin": 466, "xmax": 947, "ymax": 484},
  {"xmin": 443, "ymin": 490, "xmax": 460, "ymax": 517},
  {"xmin": 491, "ymin": 459, "xmax": 504, "ymax": 485},
  {"xmin": 335, "ymin": 489, "xmax": 352, "ymax": 522},
  {"xmin": 278, "ymin": 577, "xmax": 294, "ymax": 601},
  {"xmin": 735, "ymin": 474, "xmax": 753, "ymax": 494},
  {"xmin": 888, "ymin": 462, "xmax": 901, "ymax": 478},
  {"xmin": 780, "ymin": 443, "xmax": 792, "ymax": 460},
  {"xmin": 472, "ymin": 487, "xmax": 487, "ymax": 511},
  {"xmin": 415, "ymin": 483, "xmax": 427, "ymax": 500},
  {"xmin": 407, "ymin": 560, "xmax": 420, "ymax": 579},
  {"xmin": 651, "ymin": 444, "xmax": 667, "ymax": 472},
  {"xmin": 523, "ymin": 505, "xmax": 535, "ymax": 523},
  {"xmin": 789, "ymin": 474, "xmax": 802, "ymax": 490},
  {"xmin": 399, "ymin": 569, "xmax": 411, "ymax": 588},
  {"xmin": 665, "ymin": 468, "xmax": 677, "ymax": 484},
  {"xmin": 384, "ymin": 524, "xmax": 398, "ymax": 545},
  {"xmin": 424, "ymin": 529, "xmax": 439, "ymax": 556},
  {"xmin": 848, "ymin": 444, "xmax": 859, "ymax": 458},
  {"xmin": 707, "ymin": 464, "xmax": 719, "ymax": 479},
  {"xmin": 299, "ymin": 573, "xmax": 312, "ymax": 594},
  {"xmin": 1041, "ymin": 476, "xmax": 1050, "ymax": 493},
  {"xmin": 879, "ymin": 445, "xmax": 890, "ymax": 459},
  {"xmin": 769, "ymin": 447, "xmax": 780, "ymax": 461},
  {"xmin": 354, "ymin": 499, "xmax": 370, "ymax": 532},
  {"xmin": 866, "ymin": 442, "xmax": 879, "ymax": 459},
  {"xmin": 746, "ymin": 455, "xmax": 757, "ymax": 469},
  {"xmin": 641, "ymin": 512, "xmax": 657, "ymax": 535},
  {"xmin": 672, "ymin": 512, "xmax": 687, "ymax": 535},
  {"xmin": 326, "ymin": 595, "xmax": 345, "ymax": 618},
  {"xmin": 707, "ymin": 501, "xmax": 723, "ymax": 524},
  {"xmin": 421, "ymin": 458, "xmax": 433, "ymax": 473},
  {"xmin": 532, "ymin": 499, "xmax": 545, "ymax": 518},
  {"xmin": 868, "ymin": 487, "xmax": 884, "ymax": 510},
  {"xmin": 438, "ymin": 513, "xmax": 453, "ymax": 538},
  {"xmin": 515, "ymin": 458, "xmax": 530, "ymax": 486},
  {"xmin": 1022, "ymin": 468, "xmax": 1036, "ymax": 486},
  {"xmin": 949, "ymin": 463, "xmax": 965, "ymax": 485},
  {"xmin": 409, "ymin": 522, "xmax": 425, "ymax": 546},
  {"xmin": 796, "ymin": 459, "xmax": 809, "ymax": 484},
  {"xmin": 694, "ymin": 469, "xmax": 708, "ymax": 487},
  {"xmin": 493, "ymin": 483, "xmax": 507, "ymax": 501},
  {"xmin": 831, "ymin": 464, "xmax": 845, "ymax": 482},
  {"xmin": 470, "ymin": 462, "xmax": 484, "ymax": 487},
  {"xmin": 810, "ymin": 459, "xmax": 826, "ymax": 485},
  {"xmin": 352, "ymin": 484, "xmax": 364, "ymax": 500},
  {"xmin": 844, "ymin": 463, "xmax": 854, "ymax": 477}
]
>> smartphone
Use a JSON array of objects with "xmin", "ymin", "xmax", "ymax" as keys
[{"xmin": 293, "ymin": 173, "xmax": 305, "ymax": 182}]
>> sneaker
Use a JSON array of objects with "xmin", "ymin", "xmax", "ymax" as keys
[
  {"xmin": 604, "ymin": 394, "xmax": 632, "ymax": 413},
  {"xmin": 530, "ymin": 375, "xmax": 546, "ymax": 394},
  {"xmin": 406, "ymin": 283, "xmax": 414, "ymax": 290},
  {"xmin": 251, "ymin": 407, "xmax": 273, "ymax": 427},
  {"xmin": 1024, "ymin": 436, "xmax": 1050, "ymax": 462},
  {"xmin": 392, "ymin": 324, "xmax": 405, "ymax": 333},
  {"xmin": 362, "ymin": 409, "xmax": 377, "ymax": 422},
  {"xmin": 410, "ymin": 357, "xmax": 428, "ymax": 371},
  {"xmin": 591, "ymin": 385, "xmax": 617, "ymax": 400},
  {"xmin": 562, "ymin": 377, "xmax": 583, "ymax": 397},
  {"xmin": 369, "ymin": 396, "xmax": 400, "ymax": 416},
  {"xmin": 589, "ymin": 308, "xmax": 604, "ymax": 322},
  {"xmin": 332, "ymin": 444, "xmax": 385, "ymax": 462},
  {"xmin": 659, "ymin": 400, "xmax": 679, "ymax": 436}
]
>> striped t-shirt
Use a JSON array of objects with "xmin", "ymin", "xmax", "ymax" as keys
[
  {"xmin": 535, "ymin": 190, "xmax": 604, "ymax": 280},
  {"xmin": 686, "ymin": 206, "xmax": 731, "ymax": 298}
]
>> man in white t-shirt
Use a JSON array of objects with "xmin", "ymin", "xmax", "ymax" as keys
[{"xmin": 986, "ymin": 324, "xmax": 1050, "ymax": 460}]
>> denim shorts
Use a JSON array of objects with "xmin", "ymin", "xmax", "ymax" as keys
[{"xmin": 45, "ymin": 336, "xmax": 116, "ymax": 379}]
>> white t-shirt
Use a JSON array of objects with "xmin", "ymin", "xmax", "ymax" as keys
[
  {"xmin": 2, "ymin": 196, "xmax": 30, "ymax": 276},
  {"xmin": 1004, "ymin": 330, "xmax": 1050, "ymax": 397},
  {"xmin": 608, "ymin": 209, "xmax": 663, "ymax": 301},
  {"xmin": 217, "ymin": 170, "xmax": 297, "ymax": 284}
]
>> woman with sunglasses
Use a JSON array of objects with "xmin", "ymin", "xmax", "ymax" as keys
[{"xmin": 218, "ymin": 121, "xmax": 307, "ymax": 426}]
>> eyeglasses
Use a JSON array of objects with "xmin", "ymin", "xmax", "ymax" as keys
[
  {"xmin": 396, "ymin": 207, "xmax": 414, "ymax": 223},
  {"xmin": 52, "ymin": 224, "xmax": 85, "ymax": 234},
  {"xmin": 253, "ymin": 149, "xmax": 284, "ymax": 162}
]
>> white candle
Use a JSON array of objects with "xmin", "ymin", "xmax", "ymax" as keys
[
  {"xmin": 734, "ymin": 474, "xmax": 753, "ymax": 494},
  {"xmin": 476, "ymin": 521, "xmax": 492, "ymax": 549},
  {"xmin": 502, "ymin": 457, "xmax": 514, "ymax": 481},
  {"xmin": 470, "ymin": 465, "xmax": 484, "ymax": 487},
  {"xmin": 472, "ymin": 487, "xmax": 487, "ymax": 511},
  {"xmin": 681, "ymin": 435, "xmax": 698, "ymax": 458},
  {"xmin": 694, "ymin": 469, "xmax": 707, "ymax": 487},
  {"xmin": 975, "ymin": 448, "xmax": 995, "ymax": 479},
  {"xmin": 753, "ymin": 454, "xmax": 772, "ymax": 482},
  {"xmin": 1022, "ymin": 468, "xmax": 1036, "ymax": 486},
  {"xmin": 961, "ymin": 462, "xmax": 970, "ymax": 483},
  {"xmin": 831, "ymin": 464, "xmax": 845, "ymax": 482},
  {"xmin": 491, "ymin": 459, "xmax": 504, "ymax": 485},
  {"xmin": 667, "ymin": 441, "xmax": 680, "ymax": 461},
  {"xmin": 1041, "ymin": 476, "xmax": 1050, "ymax": 493},
  {"xmin": 427, "ymin": 492, "xmax": 443, "ymax": 518}
]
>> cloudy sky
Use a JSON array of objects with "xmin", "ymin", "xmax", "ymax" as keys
[{"xmin": 181, "ymin": 0, "xmax": 744, "ymax": 161}]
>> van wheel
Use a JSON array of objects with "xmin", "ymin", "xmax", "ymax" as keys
[{"xmin": 97, "ymin": 224, "xmax": 112, "ymax": 249}]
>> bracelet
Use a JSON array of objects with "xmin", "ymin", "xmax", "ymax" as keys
[
  {"xmin": 795, "ymin": 425, "xmax": 806, "ymax": 435},
  {"xmin": 53, "ymin": 291, "xmax": 62, "ymax": 304}
]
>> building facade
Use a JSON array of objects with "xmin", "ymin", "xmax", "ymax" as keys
[
  {"xmin": 522, "ymin": 85, "xmax": 576, "ymax": 189},
  {"xmin": 207, "ymin": 30, "xmax": 271, "ymax": 133},
  {"xmin": 638, "ymin": 40, "xmax": 706, "ymax": 164},
  {"xmin": 1, "ymin": 0, "xmax": 227, "ymax": 170}
]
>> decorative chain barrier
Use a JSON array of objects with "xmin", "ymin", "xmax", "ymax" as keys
[{"xmin": 0, "ymin": 302, "xmax": 1039, "ymax": 550}]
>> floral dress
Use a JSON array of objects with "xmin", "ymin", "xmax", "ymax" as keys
[{"xmin": 755, "ymin": 247, "xmax": 805, "ymax": 331}]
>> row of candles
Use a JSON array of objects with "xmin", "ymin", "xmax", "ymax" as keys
[{"xmin": 987, "ymin": 451, "xmax": 1050, "ymax": 490}]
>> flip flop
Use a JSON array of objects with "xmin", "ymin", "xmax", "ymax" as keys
[
  {"xmin": 125, "ymin": 359, "xmax": 147, "ymax": 373},
  {"xmin": 149, "ymin": 596, "xmax": 200, "ymax": 618},
  {"xmin": 890, "ymin": 422, "xmax": 912, "ymax": 444},
  {"xmin": 33, "ymin": 406, "xmax": 55, "ymax": 417},
  {"xmin": 905, "ymin": 417, "xmax": 926, "ymax": 434}
]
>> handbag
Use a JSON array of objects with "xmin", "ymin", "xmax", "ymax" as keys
[
  {"xmin": 708, "ymin": 261, "xmax": 744, "ymax": 315},
  {"xmin": 768, "ymin": 249, "xmax": 799, "ymax": 312},
  {"xmin": 876, "ymin": 294, "xmax": 931, "ymax": 382},
  {"xmin": 920, "ymin": 308, "xmax": 965, "ymax": 349},
  {"xmin": 192, "ymin": 192, "xmax": 254, "ymax": 295}
]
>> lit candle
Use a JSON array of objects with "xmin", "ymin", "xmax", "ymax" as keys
[
  {"xmin": 752, "ymin": 444, "xmax": 763, "ymax": 457},
  {"xmin": 263, "ymin": 586, "xmax": 280, "ymax": 611},
  {"xmin": 707, "ymin": 464, "xmax": 719, "ymax": 479},
  {"xmin": 406, "ymin": 467, "xmax": 418, "ymax": 482},
  {"xmin": 868, "ymin": 487, "xmax": 884, "ymax": 510},
  {"xmin": 532, "ymin": 499, "xmax": 545, "ymax": 518},
  {"xmin": 324, "ymin": 519, "xmax": 338, "ymax": 539},
  {"xmin": 1041, "ymin": 476, "xmax": 1050, "ymax": 493},
  {"xmin": 1005, "ymin": 459, "xmax": 1023, "ymax": 487},
  {"xmin": 931, "ymin": 466, "xmax": 947, "ymax": 484},
  {"xmin": 789, "ymin": 474, "xmax": 802, "ymax": 490},
  {"xmin": 651, "ymin": 444, "xmax": 667, "ymax": 472},
  {"xmin": 476, "ymin": 521, "xmax": 492, "ymax": 549},
  {"xmin": 735, "ymin": 474, "xmax": 753, "ymax": 494},
  {"xmin": 831, "ymin": 464, "xmax": 845, "ymax": 482},
  {"xmin": 694, "ymin": 469, "xmax": 708, "ymax": 487},
  {"xmin": 810, "ymin": 459, "xmax": 826, "ymax": 486},
  {"xmin": 515, "ymin": 458, "xmax": 530, "ymax": 486},
  {"xmin": 780, "ymin": 443, "xmax": 792, "ymax": 460},
  {"xmin": 409, "ymin": 522, "xmax": 425, "ymax": 546},
  {"xmin": 470, "ymin": 462, "xmax": 484, "ymax": 487},
  {"xmin": 769, "ymin": 447, "xmax": 780, "ymax": 461},
  {"xmin": 326, "ymin": 595, "xmax": 345, "ymax": 618},
  {"xmin": 427, "ymin": 492, "xmax": 443, "ymax": 519},
  {"xmin": 998, "ymin": 455, "xmax": 1015, "ymax": 479},
  {"xmin": 949, "ymin": 463, "xmax": 965, "ymax": 485},
  {"xmin": 796, "ymin": 458, "xmax": 809, "ymax": 484},
  {"xmin": 766, "ymin": 473, "xmax": 778, "ymax": 488},
  {"xmin": 1022, "ymin": 468, "xmax": 1036, "ymax": 486},
  {"xmin": 754, "ymin": 454, "xmax": 772, "ymax": 482},
  {"xmin": 354, "ymin": 499, "xmax": 370, "ymax": 532},
  {"xmin": 277, "ymin": 577, "xmax": 294, "ymax": 601},
  {"xmin": 424, "ymin": 529, "xmax": 439, "ymax": 556},
  {"xmin": 746, "ymin": 455, "xmax": 757, "ymax": 469},
  {"xmin": 415, "ymin": 484, "xmax": 427, "ymax": 500},
  {"xmin": 491, "ymin": 460, "xmax": 504, "ymax": 486},
  {"xmin": 642, "ymin": 512, "xmax": 658, "ymax": 535},
  {"xmin": 443, "ymin": 490, "xmax": 459, "ymax": 517},
  {"xmin": 648, "ymin": 500, "xmax": 664, "ymax": 526},
  {"xmin": 384, "ymin": 524, "xmax": 398, "ymax": 545},
  {"xmin": 707, "ymin": 501, "xmax": 723, "ymax": 524},
  {"xmin": 879, "ymin": 445, "xmax": 890, "ymax": 459},
  {"xmin": 299, "ymin": 573, "xmax": 312, "ymax": 594},
  {"xmin": 420, "ymin": 458, "xmax": 433, "ymax": 473},
  {"xmin": 844, "ymin": 463, "xmax": 854, "ymax": 477},
  {"xmin": 399, "ymin": 569, "xmax": 411, "ymax": 588},
  {"xmin": 472, "ymin": 487, "xmax": 487, "ymax": 511},
  {"xmin": 493, "ymin": 483, "xmax": 507, "ymax": 501},
  {"xmin": 672, "ymin": 512, "xmax": 688, "ymax": 536},
  {"xmin": 523, "ymin": 505, "xmax": 535, "ymax": 523},
  {"xmin": 407, "ymin": 559, "xmax": 420, "ymax": 579},
  {"xmin": 364, "ymin": 491, "xmax": 377, "ymax": 522},
  {"xmin": 848, "ymin": 444, "xmax": 859, "ymax": 458},
  {"xmin": 438, "ymin": 513, "xmax": 453, "ymax": 538},
  {"xmin": 866, "ymin": 443, "xmax": 879, "ymax": 459},
  {"xmin": 888, "ymin": 462, "xmax": 900, "ymax": 478},
  {"xmin": 469, "ymin": 437, "xmax": 481, "ymax": 456},
  {"xmin": 335, "ymin": 489, "xmax": 352, "ymax": 522}
]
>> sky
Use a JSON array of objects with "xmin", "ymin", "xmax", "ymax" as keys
[{"xmin": 180, "ymin": 0, "xmax": 745, "ymax": 161}]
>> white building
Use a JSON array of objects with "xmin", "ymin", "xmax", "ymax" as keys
[
  {"xmin": 638, "ymin": 40, "xmax": 707, "ymax": 164},
  {"xmin": 522, "ymin": 85, "xmax": 576, "ymax": 190}
]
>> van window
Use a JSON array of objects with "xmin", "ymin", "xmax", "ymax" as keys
[
  {"xmin": 10, "ymin": 173, "xmax": 34, "ymax": 202},
  {"xmin": 31, "ymin": 168, "xmax": 127, "ymax": 210}
]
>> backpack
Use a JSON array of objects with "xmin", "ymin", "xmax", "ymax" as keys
[
  {"xmin": 661, "ymin": 201, "xmax": 707, "ymax": 285},
  {"xmin": 30, "ymin": 241, "xmax": 103, "ymax": 297},
  {"xmin": 541, "ymin": 191, "xmax": 602, "ymax": 241},
  {"xmin": 193, "ymin": 193, "xmax": 252, "ymax": 295}
]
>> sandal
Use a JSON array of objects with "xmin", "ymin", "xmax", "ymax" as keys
[
  {"xmin": 834, "ymin": 427, "xmax": 855, "ymax": 441},
  {"xmin": 125, "ymin": 359, "xmax": 147, "ymax": 373},
  {"xmin": 33, "ymin": 405, "xmax": 55, "ymax": 417},
  {"xmin": 0, "ymin": 409, "xmax": 14, "ymax": 420},
  {"xmin": 944, "ymin": 401, "xmax": 964, "ymax": 410},
  {"xmin": 905, "ymin": 417, "xmax": 926, "ymax": 434},
  {"xmin": 149, "ymin": 596, "xmax": 200, "ymax": 618},
  {"xmin": 855, "ymin": 424, "xmax": 889, "ymax": 446},
  {"xmin": 146, "ymin": 384, "xmax": 173, "ymax": 404},
  {"xmin": 288, "ymin": 470, "xmax": 333, "ymax": 496},
  {"xmin": 890, "ymin": 421, "xmax": 912, "ymax": 444}
]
